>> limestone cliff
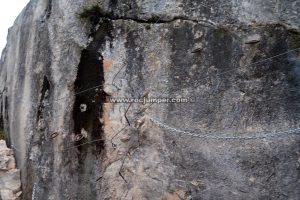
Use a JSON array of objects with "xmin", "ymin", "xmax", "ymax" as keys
[{"xmin": 0, "ymin": 0, "xmax": 300, "ymax": 199}]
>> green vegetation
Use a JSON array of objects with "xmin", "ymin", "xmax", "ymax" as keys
[
  {"xmin": 0, "ymin": 129, "xmax": 5, "ymax": 140},
  {"xmin": 288, "ymin": 29, "xmax": 300, "ymax": 50},
  {"xmin": 149, "ymin": 15, "xmax": 160, "ymax": 22},
  {"xmin": 144, "ymin": 24, "xmax": 151, "ymax": 30},
  {"xmin": 79, "ymin": 5, "xmax": 105, "ymax": 19}
]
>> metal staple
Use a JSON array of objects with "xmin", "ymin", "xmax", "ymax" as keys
[{"xmin": 149, "ymin": 117, "xmax": 300, "ymax": 140}]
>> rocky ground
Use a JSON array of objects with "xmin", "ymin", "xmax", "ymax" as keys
[{"xmin": 0, "ymin": 140, "xmax": 21, "ymax": 200}]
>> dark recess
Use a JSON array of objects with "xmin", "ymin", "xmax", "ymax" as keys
[
  {"xmin": 0, "ymin": 90, "xmax": 4, "ymax": 140},
  {"xmin": 0, "ymin": 105, "xmax": 4, "ymax": 140},
  {"xmin": 45, "ymin": 0, "xmax": 52, "ymax": 19},
  {"xmin": 37, "ymin": 76, "xmax": 51, "ymax": 121},
  {"xmin": 73, "ymin": 48, "xmax": 105, "ymax": 153},
  {"xmin": 72, "ymin": 16, "xmax": 113, "ymax": 199},
  {"xmin": 4, "ymin": 97, "xmax": 9, "ymax": 146},
  {"xmin": 0, "ymin": 96, "xmax": 10, "ymax": 146},
  {"xmin": 73, "ymin": 17, "xmax": 112, "ymax": 157}
]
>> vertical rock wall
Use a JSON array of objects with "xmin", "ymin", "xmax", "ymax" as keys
[{"xmin": 0, "ymin": 0, "xmax": 299, "ymax": 199}]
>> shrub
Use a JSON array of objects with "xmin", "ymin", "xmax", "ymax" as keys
[
  {"xmin": 0, "ymin": 129, "xmax": 5, "ymax": 140},
  {"xmin": 79, "ymin": 5, "xmax": 104, "ymax": 19},
  {"xmin": 144, "ymin": 24, "xmax": 151, "ymax": 30}
]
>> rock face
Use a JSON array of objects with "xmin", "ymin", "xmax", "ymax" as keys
[
  {"xmin": 0, "ymin": 0, "xmax": 300, "ymax": 199},
  {"xmin": 0, "ymin": 140, "xmax": 22, "ymax": 200}
]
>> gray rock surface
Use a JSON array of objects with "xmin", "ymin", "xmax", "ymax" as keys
[{"xmin": 0, "ymin": 0, "xmax": 300, "ymax": 199}]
